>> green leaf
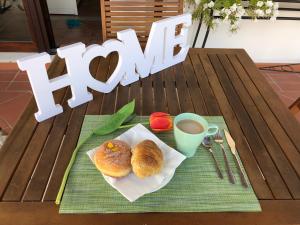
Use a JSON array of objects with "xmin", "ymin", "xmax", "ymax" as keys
[
  {"xmin": 55, "ymin": 100, "xmax": 136, "ymax": 205},
  {"xmin": 123, "ymin": 113, "xmax": 137, "ymax": 125},
  {"xmin": 93, "ymin": 100, "xmax": 135, "ymax": 135}
]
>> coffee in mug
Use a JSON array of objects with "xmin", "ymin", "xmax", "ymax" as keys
[
  {"xmin": 176, "ymin": 119, "xmax": 204, "ymax": 134},
  {"xmin": 174, "ymin": 113, "xmax": 219, "ymax": 157}
]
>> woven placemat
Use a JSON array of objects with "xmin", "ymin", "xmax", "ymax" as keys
[{"xmin": 59, "ymin": 115, "xmax": 261, "ymax": 213}]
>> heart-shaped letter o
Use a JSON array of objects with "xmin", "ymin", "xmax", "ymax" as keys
[{"xmin": 83, "ymin": 39, "xmax": 127, "ymax": 93}]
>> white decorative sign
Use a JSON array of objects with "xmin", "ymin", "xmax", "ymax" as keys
[{"xmin": 17, "ymin": 14, "xmax": 192, "ymax": 122}]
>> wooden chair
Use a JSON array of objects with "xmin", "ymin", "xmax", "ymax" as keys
[
  {"xmin": 289, "ymin": 97, "xmax": 300, "ymax": 115},
  {"xmin": 100, "ymin": 0, "xmax": 183, "ymax": 45}
]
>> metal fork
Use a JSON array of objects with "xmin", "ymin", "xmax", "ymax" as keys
[
  {"xmin": 214, "ymin": 130, "xmax": 236, "ymax": 184},
  {"xmin": 202, "ymin": 137, "xmax": 223, "ymax": 179}
]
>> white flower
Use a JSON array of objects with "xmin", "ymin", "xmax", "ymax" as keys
[
  {"xmin": 203, "ymin": 3, "xmax": 208, "ymax": 9},
  {"xmin": 225, "ymin": 8, "xmax": 231, "ymax": 15},
  {"xmin": 230, "ymin": 23, "xmax": 238, "ymax": 30},
  {"xmin": 223, "ymin": 15, "xmax": 229, "ymax": 22},
  {"xmin": 273, "ymin": 2, "xmax": 279, "ymax": 9},
  {"xmin": 273, "ymin": 9, "xmax": 279, "ymax": 16},
  {"xmin": 257, "ymin": 1, "xmax": 264, "ymax": 7},
  {"xmin": 270, "ymin": 16, "xmax": 277, "ymax": 21},
  {"xmin": 213, "ymin": 18, "xmax": 221, "ymax": 24},
  {"xmin": 195, "ymin": 0, "xmax": 201, "ymax": 5},
  {"xmin": 266, "ymin": 1, "xmax": 273, "ymax": 7},
  {"xmin": 234, "ymin": 20, "xmax": 240, "ymax": 26},
  {"xmin": 255, "ymin": 9, "xmax": 264, "ymax": 16},
  {"xmin": 230, "ymin": 3, "xmax": 237, "ymax": 12},
  {"xmin": 236, "ymin": 12, "xmax": 243, "ymax": 18},
  {"xmin": 214, "ymin": 10, "xmax": 220, "ymax": 15},
  {"xmin": 237, "ymin": 6, "xmax": 245, "ymax": 15},
  {"xmin": 266, "ymin": 8, "xmax": 272, "ymax": 14},
  {"xmin": 208, "ymin": 1, "xmax": 215, "ymax": 8},
  {"xmin": 254, "ymin": 18, "xmax": 258, "ymax": 22}
]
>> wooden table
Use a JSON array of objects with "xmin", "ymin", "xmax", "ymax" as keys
[{"xmin": 1, "ymin": 48, "xmax": 300, "ymax": 225}]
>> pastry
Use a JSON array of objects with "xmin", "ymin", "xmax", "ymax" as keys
[
  {"xmin": 131, "ymin": 140, "xmax": 163, "ymax": 178},
  {"xmin": 94, "ymin": 140, "xmax": 132, "ymax": 178}
]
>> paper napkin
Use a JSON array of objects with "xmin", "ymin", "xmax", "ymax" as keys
[{"xmin": 87, "ymin": 124, "xmax": 186, "ymax": 202}]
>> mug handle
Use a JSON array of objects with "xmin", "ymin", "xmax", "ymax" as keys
[{"xmin": 206, "ymin": 124, "xmax": 219, "ymax": 136}]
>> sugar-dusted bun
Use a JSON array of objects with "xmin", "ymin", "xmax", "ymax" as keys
[
  {"xmin": 131, "ymin": 140, "xmax": 163, "ymax": 178},
  {"xmin": 94, "ymin": 140, "xmax": 132, "ymax": 178}
]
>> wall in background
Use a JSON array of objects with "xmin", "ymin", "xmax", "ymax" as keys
[
  {"xmin": 46, "ymin": 0, "xmax": 79, "ymax": 15},
  {"xmin": 187, "ymin": 3, "xmax": 300, "ymax": 63}
]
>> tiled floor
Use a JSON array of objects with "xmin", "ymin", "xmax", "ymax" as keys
[
  {"xmin": 0, "ymin": 63, "xmax": 299, "ymax": 135},
  {"xmin": 257, "ymin": 64, "xmax": 300, "ymax": 123},
  {"xmin": 0, "ymin": 63, "xmax": 32, "ymax": 134}
]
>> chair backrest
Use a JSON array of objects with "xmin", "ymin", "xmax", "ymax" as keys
[{"xmin": 100, "ymin": 0, "xmax": 183, "ymax": 45}]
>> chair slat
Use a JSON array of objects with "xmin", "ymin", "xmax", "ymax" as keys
[{"xmin": 101, "ymin": 0, "xmax": 183, "ymax": 44}]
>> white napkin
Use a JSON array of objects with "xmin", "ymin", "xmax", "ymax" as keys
[{"xmin": 87, "ymin": 123, "xmax": 186, "ymax": 202}]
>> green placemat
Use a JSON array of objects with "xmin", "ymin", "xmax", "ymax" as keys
[{"xmin": 59, "ymin": 116, "xmax": 261, "ymax": 213}]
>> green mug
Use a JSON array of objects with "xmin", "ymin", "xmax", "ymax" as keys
[{"xmin": 174, "ymin": 113, "xmax": 219, "ymax": 157}]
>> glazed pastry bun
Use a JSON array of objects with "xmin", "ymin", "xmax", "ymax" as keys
[
  {"xmin": 94, "ymin": 140, "xmax": 132, "ymax": 178},
  {"xmin": 131, "ymin": 140, "xmax": 164, "ymax": 178}
]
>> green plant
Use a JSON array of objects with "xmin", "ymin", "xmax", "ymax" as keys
[
  {"xmin": 187, "ymin": 0, "xmax": 279, "ymax": 32},
  {"xmin": 248, "ymin": 0, "xmax": 279, "ymax": 21}
]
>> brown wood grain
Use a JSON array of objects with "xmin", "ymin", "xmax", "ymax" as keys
[
  {"xmin": 0, "ymin": 56, "xmax": 63, "ymax": 200},
  {"xmin": 153, "ymin": 72, "xmax": 167, "ymax": 112},
  {"xmin": 173, "ymin": 63, "xmax": 194, "ymax": 113},
  {"xmin": 189, "ymin": 53, "xmax": 221, "ymax": 116},
  {"xmin": 236, "ymin": 50, "xmax": 300, "ymax": 150},
  {"xmin": 1, "ymin": 201, "xmax": 300, "ymax": 225},
  {"xmin": 182, "ymin": 56, "xmax": 207, "ymax": 115},
  {"xmin": 43, "ymin": 58, "xmax": 103, "ymax": 201},
  {"xmin": 208, "ymin": 53, "xmax": 291, "ymax": 199},
  {"xmin": 100, "ymin": 0, "xmax": 183, "ymax": 43},
  {"xmin": 227, "ymin": 54, "xmax": 300, "ymax": 180},
  {"xmin": 198, "ymin": 53, "xmax": 274, "ymax": 199},
  {"xmin": 22, "ymin": 89, "xmax": 73, "ymax": 201},
  {"xmin": 101, "ymin": 54, "xmax": 118, "ymax": 114},
  {"xmin": 217, "ymin": 53, "xmax": 300, "ymax": 198},
  {"xmin": 129, "ymin": 80, "xmax": 142, "ymax": 115},
  {"xmin": 141, "ymin": 75, "xmax": 154, "ymax": 115},
  {"xmin": 163, "ymin": 67, "xmax": 180, "ymax": 115}
]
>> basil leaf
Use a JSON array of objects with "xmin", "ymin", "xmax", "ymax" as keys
[{"xmin": 93, "ymin": 100, "xmax": 135, "ymax": 135}]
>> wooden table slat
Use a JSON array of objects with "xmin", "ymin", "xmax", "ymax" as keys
[
  {"xmin": 218, "ymin": 54, "xmax": 300, "ymax": 198},
  {"xmin": 237, "ymin": 50, "xmax": 300, "ymax": 149},
  {"xmin": 22, "ymin": 88, "xmax": 73, "ymax": 201},
  {"xmin": 182, "ymin": 56, "xmax": 208, "ymax": 115},
  {"xmin": 188, "ymin": 53, "xmax": 222, "ymax": 116},
  {"xmin": 101, "ymin": 55, "xmax": 118, "ymax": 114},
  {"xmin": 208, "ymin": 53, "xmax": 291, "ymax": 199},
  {"xmin": 2, "ymin": 119, "xmax": 55, "ymax": 202},
  {"xmin": 198, "ymin": 53, "xmax": 274, "ymax": 199},
  {"xmin": 163, "ymin": 67, "xmax": 180, "ymax": 115},
  {"xmin": 85, "ymin": 57, "xmax": 104, "ymax": 115},
  {"xmin": 141, "ymin": 75, "xmax": 154, "ymax": 115},
  {"xmin": 0, "ymin": 57, "xmax": 65, "ymax": 200},
  {"xmin": 116, "ymin": 84, "xmax": 130, "ymax": 111},
  {"xmin": 43, "ymin": 58, "xmax": 104, "ymax": 201},
  {"xmin": 173, "ymin": 63, "xmax": 194, "ymax": 113},
  {"xmin": 153, "ymin": 72, "xmax": 167, "ymax": 112},
  {"xmin": 1, "ymin": 200, "xmax": 300, "ymax": 225},
  {"xmin": 129, "ymin": 80, "xmax": 142, "ymax": 115},
  {"xmin": 228, "ymin": 53, "xmax": 300, "ymax": 180}
]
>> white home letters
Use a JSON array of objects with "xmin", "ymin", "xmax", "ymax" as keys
[{"xmin": 17, "ymin": 14, "xmax": 192, "ymax": 122}]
